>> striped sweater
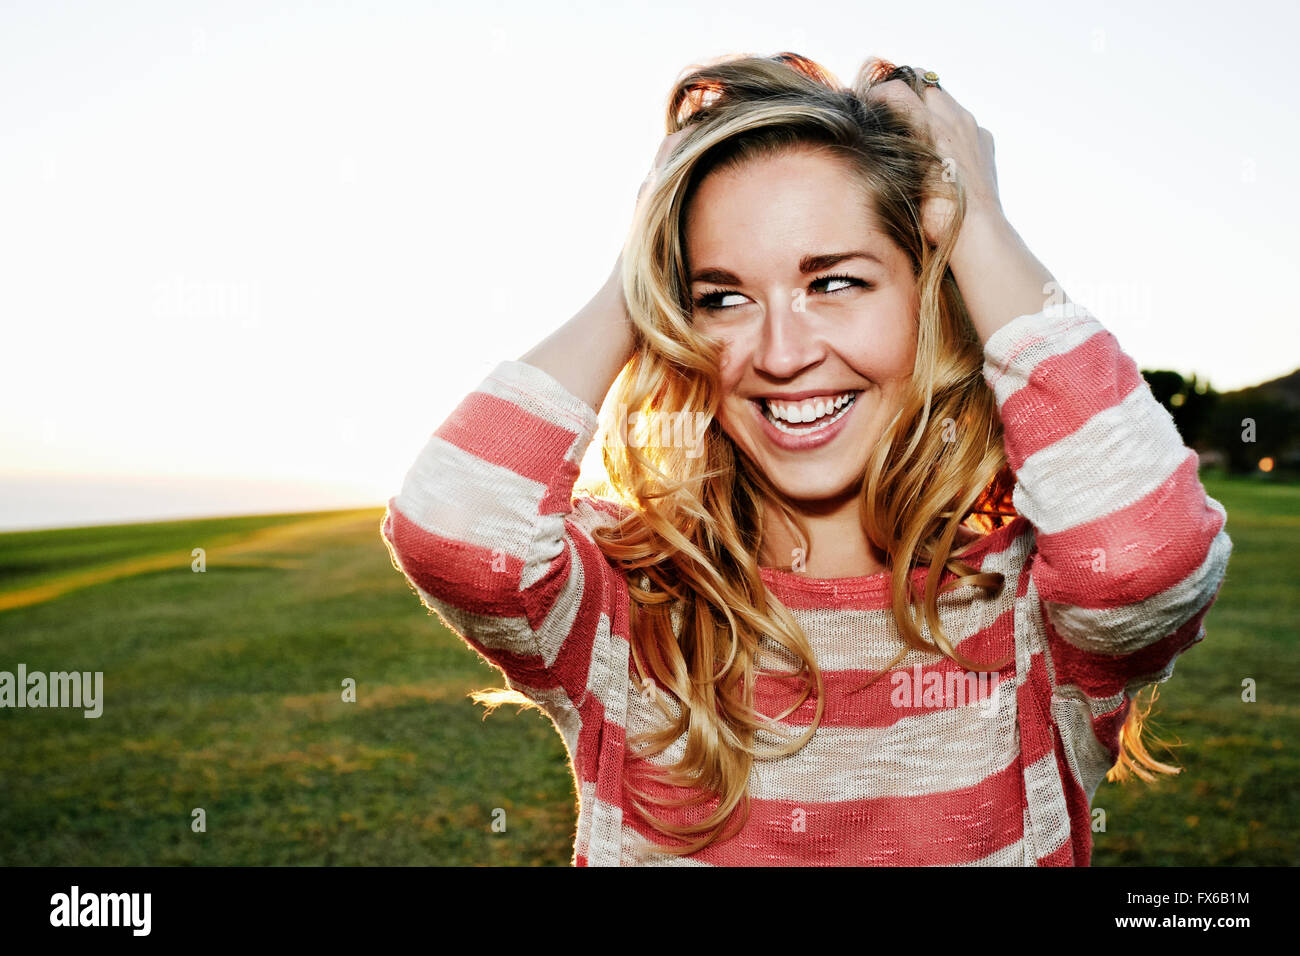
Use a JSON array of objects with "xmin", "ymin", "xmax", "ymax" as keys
[{"xmin": 380, "ymin": 303, "xmax": 1232, "ymax": 866}]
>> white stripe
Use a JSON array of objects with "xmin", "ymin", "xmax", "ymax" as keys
[
  {"xmin": 1022, "ymin": 749, "xmax": 1072, "ymax": 860},
  {"xmin": 1013, "ymin": 580, "xmax": 1073, "ymax": 861},
  {"xmin": 626, "ymin": 679, "xmax": 1020, "ymax": 802},
  {"xmin": 396, "ymin": 579, "xmax": 542, "ymax": 663},
  {"xmin": 983, "ymin": 307, "xmax": 1106, "ymax": 408},
  {"xmin": 750, "ymin": 689, "xmax": 1020, "ymax": 801},
  {"xmin": 1044, "ymin": 522, "xmax": 1231, "ymax": 654},
  {"xmin": 505, "ymin": 677, "xmax": 583, "ymax": 761},
  {"xmin": 480, "ymin": 360, "xmax": 602, "ymax": 436},
  {"xmin": 758, "ymin": 602, "xmax": 1005, "ymax": 674},
  {"xmin": 525, "ymin": 521, "xmax": 591, "ymax": 665},
  {"xmin": 574, "ymin": 780, "xmax": 596, "ymax": 863},
  {"xmin": 1014, "ymin": 587, "xmax": 1047, "ymax": 680},
  {"xmin": 392, "ymin": 450, "xmax": 632, "ymax": 670},
  {"xmin": 389, "ymin": 527, "xmax": 585, "ymax": 671},
  {"xmin": 1012, "ymin": 387, "xmax": 1191, "ymax": 535},
  {"xmin": 1015, "ymin": 576, "xmax": 1059, "ymax": 697},
  {"xmin": 1055, "ymin": 683, "xmax": 1126, "ymax": 721},
  {"xmin": 1020, "ymin": 807, "xmax": 1038, "ymax": 864},
  {"xmin": 759, "ymin": 526, "xmax": 1032, "ymax": 672},
  {"xmin": 621, "ymin": 830, "xmax": 715, "ymax": 866},
  {"xmin": 582, "ymin": 623, "xmax": 629, "ymax": 725},
  {"xmin": 1051, "ymin": 694, "xmax": 1120, "ymax": 801},
  {"xmin": 586, "ymin": 794, "xmax": 625, "ymax": 866},
  {"xmin": 395, "ymin": 435, "xmax": 548, "ymax": 561}
]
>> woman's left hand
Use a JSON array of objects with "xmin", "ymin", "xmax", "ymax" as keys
[
  {"xmin": 864, "ymin": 65, "xmax": 1005, "ymax": 245},
  {"xmin": 862, "ymin": 61, "xmax": 1065, "ymax": 344}
]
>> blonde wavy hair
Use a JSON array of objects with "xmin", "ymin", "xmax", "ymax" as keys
[{"xmin": 484, "ymin": 51, "xmax": 1176, "ymax": 857}]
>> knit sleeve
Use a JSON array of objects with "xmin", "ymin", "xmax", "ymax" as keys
[
  {"xmin": 981, "ymin": 303, "xmax": 1233, "ymax": 710},
  {"xmin": 379, "ymin": 359, "xmax": 630, "ymax": 715}
]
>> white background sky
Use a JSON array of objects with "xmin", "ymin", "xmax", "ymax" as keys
[{"xmin": 2, "ymin": 0, "xmax": 1297, "ymax": 530}]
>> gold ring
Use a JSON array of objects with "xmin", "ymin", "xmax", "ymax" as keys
[{"xmin": 921, "ymin": 70, "xmax": 941, "ymax": 87}]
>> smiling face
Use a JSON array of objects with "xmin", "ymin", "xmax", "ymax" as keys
[{"xmin": 684, "ymin": 146, "xmax": 921, "ymax": 506}]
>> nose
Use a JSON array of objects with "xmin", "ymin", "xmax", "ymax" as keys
[{"xmin": 750, "ymin": 294, "xmax": 825, "ymax": 380}]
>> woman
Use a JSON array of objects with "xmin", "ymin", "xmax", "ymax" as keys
[{"xmin": 381, "ymin": 53, "xmax": 1233, "ymax": 865}]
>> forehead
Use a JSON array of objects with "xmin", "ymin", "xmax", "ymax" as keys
[{"xmin": 684, "ymin": 147, "xmax": 896, "ymax": 267}]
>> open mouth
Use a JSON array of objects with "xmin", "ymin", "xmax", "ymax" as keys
[{"xmin": 756, "ymin": 391, "xmax": 859, "ymax": 435}]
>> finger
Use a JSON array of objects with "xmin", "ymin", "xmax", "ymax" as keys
[
  {"xmin": 645, "ymin": 127, "xmax": 691, "ymax": 183},
  {"xmin": 864, "ymin": 76, "xmax": 924, "ymax": 108},
  {"xmin": 913, "ymin": 73, "xmax": 971, "ymax": 125},
  {"xmin": 913, "ymin": 68, "xmax": 954, "ymax": 127},
  {"xmin": 916, "ymin": 71, "xmax": 991, "ymax": 143},
  {"xmin": 657, "ymin": 127, "xmax": 692, "ymax": 162},
  {"xmin": 865, "ymin": 79, "xmax": 931, "ymax": 138},
  {"xmin": 914, "ymin": 68, "xmax": 944, "ymax": 97},
  {"xmin": 639, "ymin": 127, "xmax": 693, "ymax": 203},
  {"xmin": 869, "ymin": 63, "xmax": 932, "ymax": 98}
]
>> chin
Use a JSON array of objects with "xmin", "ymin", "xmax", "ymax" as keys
[
  {"xmin": 763, "ymin": 464, "xmax": 862, "ymax": 504},
  {"xmin": 728, "ymin": 426, "xmax": 868, "ymax": 502},
  {"xmin": 722, "ymin": 400, "xmax": 873, "ymax": 509}
]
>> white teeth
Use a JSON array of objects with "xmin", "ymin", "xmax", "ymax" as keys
[
  {"xmin": 764, "ymin": 392, "xmax": 855, "ymax": 423},
  {"xmin": 761, "ymin": 392, "xmax": 857, "ymax": 434}
]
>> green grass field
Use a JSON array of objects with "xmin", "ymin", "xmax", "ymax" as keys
[{"xmin": 0, "ymin": 473, "xmax": 1295, "ymax": 865}]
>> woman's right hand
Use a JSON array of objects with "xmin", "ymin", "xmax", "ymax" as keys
[
  {"xmin": 516, "ymin": 130, "xmax": 695, "ymax": 412},
  {"xmin": 635, "ymin": 126, "xmax": 693, "ymax": 211}
]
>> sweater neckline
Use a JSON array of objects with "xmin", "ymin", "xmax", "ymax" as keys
[{"xmin": 756, "ymin": 515, "xmax": 1025, "ymax": 608}]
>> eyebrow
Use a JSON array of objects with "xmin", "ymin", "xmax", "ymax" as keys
[{"xmin": 689, "ymin": 250, "xmax": 887, "ymax": 285}]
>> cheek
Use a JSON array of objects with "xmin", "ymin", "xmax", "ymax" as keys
[
  {"xmin": 714, "ymin": 333, "xmax": 747, "ymax": 391},
  {"xmin": 713, "ymin": 341, "xmax": 754, "ymax": 437},
  {"xmin": 849, "ymin": 313, "xmax": 917, "ymax": 379},
  {"xmin": 884, "ymin": 332, "xmax": 918, "ymax": 378}
]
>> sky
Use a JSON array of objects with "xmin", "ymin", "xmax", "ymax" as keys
[{"xmin": 1, "ymin": 0, "xmax": 1297, "ymax": 531}]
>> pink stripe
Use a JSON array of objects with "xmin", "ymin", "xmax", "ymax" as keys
[
  {"xmin": 983, "ymin": 313, "xmax": 1097, "ymax": 390},
  {"xmin": 585, "ymin": 496, "xmax": 631, "ymax": 521},
  {"xmin": 382, "ymin": 504, "xmax": 571, "ymax": 690},
  {"xmin": 1031, "ymin": 452, "xmax": 1225, "ymax": 608},
  {"xmin": 1017, "ymin": 650, "xmax": 1057, "ymax": 767},
  {"xmin": 1017, "ymin": 669, "xmax": 1090, "ymax": 866},
  {"xmin": 595, "ymin": 721, "xmax": 627, "ymax": 807},
  {"xmin": 575, "ymin": 694, "xmax": 629, "ymax": 811},
  {"xmin": 753, "ymin": 606, "xmax": 1015, "ymax": 727},
  {"xmin": 539, "ymin": 458, "xmax": 583, "ymax": 516},
  {"xmin": 383, "ymin": 501, "xmax": 524, "ymax": 618},
  {"xmin": 1045, "ymin": 590, "xmax": 1217, "ymax": 699},
  {"xmin": 1090, "ymin": 697, "xmax": 1131, "ymax": 763},
  {"xmin": 1051, "ymin": 740, "xmax": 1092, "ymax": 867},
  {"xmin": 574, "ymin": 693, "xmax": 606, "ymax": 788},
  {"xmin": 435, "ymin": 392, "xmax": 580, "ymax": 486},
  {"xmin": 622, "ymin": 755, "xmax": 1024, "ymax": 865},
  {"xmin": 519, "ymin": 535, "xmax": 574, "ymax": 632},
  {"xmin": 537, "ymin": 524, "xmax": 621, "ymax": 704},
  {"xmin": 998, "ymin": 329, "xmax": 1143, "ymax": 470}
]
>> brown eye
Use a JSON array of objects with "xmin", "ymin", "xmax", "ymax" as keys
[
  {"xmin": 811, "ymin": 274, "xmax": 871, "ymax": 294},
  {"xmin": 693, "ymin": 290, "xmax": 748, "ymax": 311}
]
